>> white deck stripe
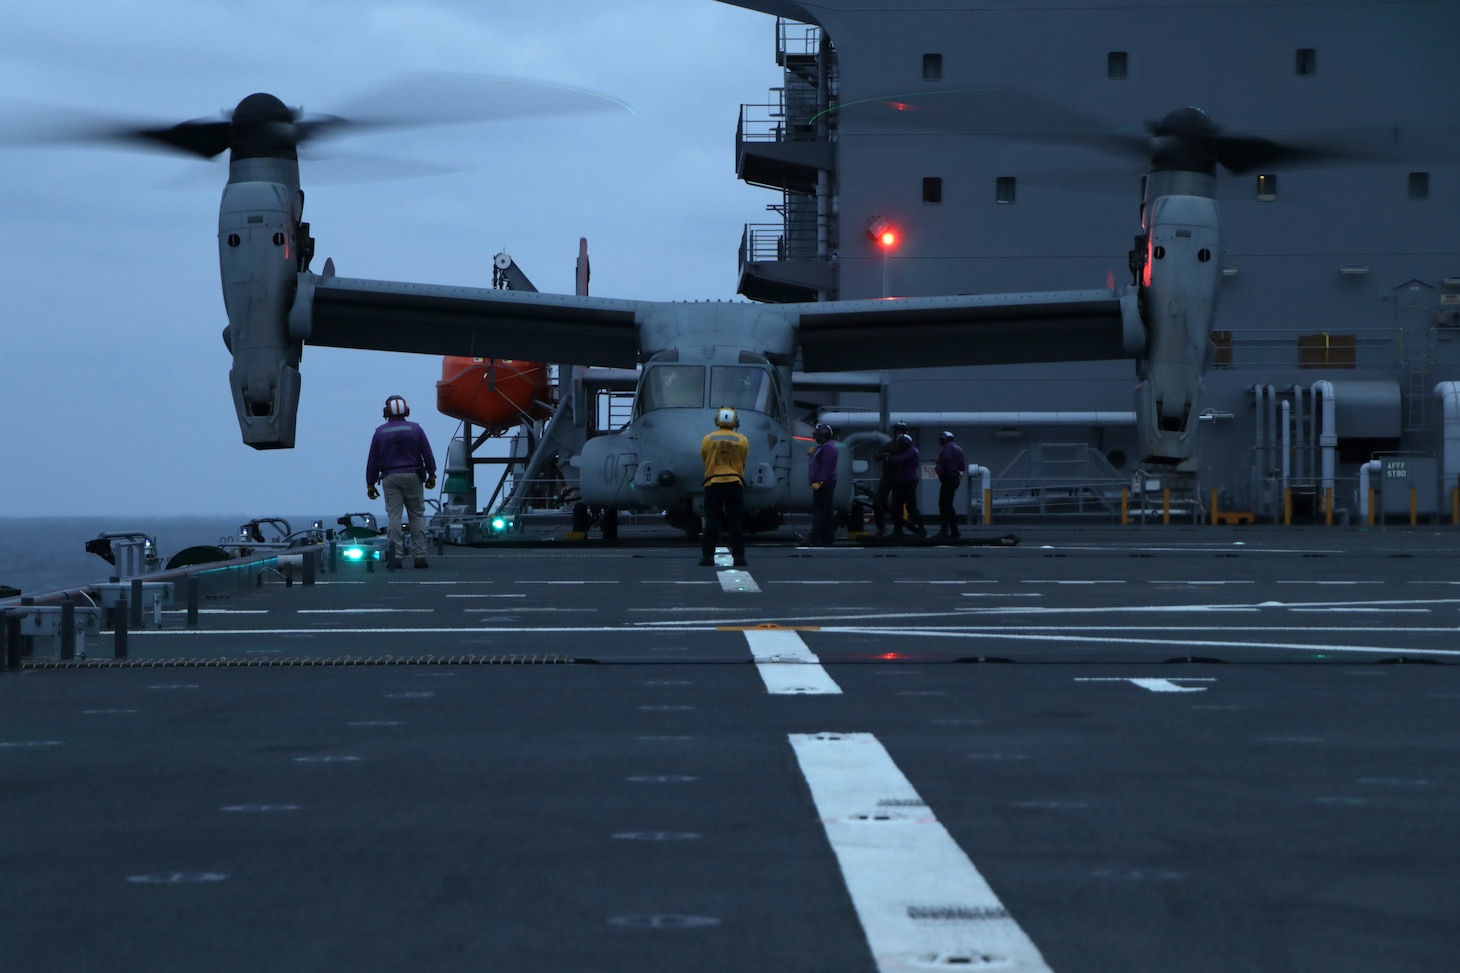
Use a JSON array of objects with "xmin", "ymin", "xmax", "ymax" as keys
[
  {"xmin": 790, "ymin": 732, "xmax": 1053, "ymax": 971},
  {"xmin": 744, "ymin": 630, "xmax": 841, "ymax": 695},
  {"xmin": 717, "ymin": 569, "xmax": 761, "ymax": 593},
  {"xmin": 295, "ymin": 608, "xmax": 434, "ymax": 614}
]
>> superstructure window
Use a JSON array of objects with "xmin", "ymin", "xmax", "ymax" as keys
[
  {"xmin": 1296, "ymin": 48, "xmax": 1317, "ymax": 76},
  {"xmin": 1107, "ymin": 52, "xmax": 1128, "ymax": 79},
  {"xmin": 995, "ymin": 177, "xmax": 1016, "ymax": 204},
  {"xmin": 1409, "ymin": 172, "xmax": 1430, "ymax": 199},
  {"xmin": 922, "ymin": 53, "xmax": 943, "ymax": 81},
  {"xmin": 1257, "ymin": 174, "xmax": 1277, "ymax": 201},
  {"xmin": 922, "ymin": 177, "xmax": 943, "ymax": 204}
]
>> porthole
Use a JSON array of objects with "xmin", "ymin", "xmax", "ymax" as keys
[
  {"xmin": 272, "ymin": 232, "xmax": 286, "ymax": 246},
  {"xmin": 1153, "ymin": 245, "xmax": 1166, "ymax": 260},
  {"xmin": 227, "ymin": 233, "xmax": 241, "ymax": 247},
  {"xmin": 1197, "ymin": 248, "xmax": 1211, "ymax": 262}
]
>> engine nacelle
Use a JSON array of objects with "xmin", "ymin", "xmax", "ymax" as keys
[
  {"xmin": 219, "ymin": 175, "xmax": 302, "ymax": 449},
  {"xmin": 1134, "ymin": 193, "xmax": 1222, "ymax": 471}
]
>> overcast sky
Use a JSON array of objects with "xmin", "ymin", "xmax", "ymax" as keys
[{"xmin": 0, "ymin": 0, "xmax": 784, "ymax": 524}]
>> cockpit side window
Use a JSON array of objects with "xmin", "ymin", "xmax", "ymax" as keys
[
  {"xmin": 710, "ymin": 365, "xmax": 782, "ymax": 424},
  {"xmin": 636, "ymin": 365, "xmax": 706, "ymax": 414}
]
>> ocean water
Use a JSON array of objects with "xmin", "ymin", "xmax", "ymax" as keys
[{"xmin": 0, "ymin": 515, "xmax": 328, "ymax": 596}]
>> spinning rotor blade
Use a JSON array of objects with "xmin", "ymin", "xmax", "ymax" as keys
[
  {"xmin": 826, "ymin": 85, "xmax": 1147, "ymax": 156},
  {"xmin": 828, "ymin": 86, "xmax": 1450, "ymax": 175},
  {"xmin": 1, "ymin": 73, "xmax": 632, "ymax": 162},
  {"xmin": 324, "ymin": 74, "xmax": 634, "ymax": 132},
  {"xmin": 130, "ymin": 119, "xmax": 234, "ymax": 158}
]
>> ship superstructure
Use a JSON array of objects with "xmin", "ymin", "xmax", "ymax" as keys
[{"xmin": 728, "ymin": 0, "xmax": 1460, "ymax": 523}]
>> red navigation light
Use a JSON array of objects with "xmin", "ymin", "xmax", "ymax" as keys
[{"xmin": 868, "ymin": 216, "xmax": 899, "ymax": 251}]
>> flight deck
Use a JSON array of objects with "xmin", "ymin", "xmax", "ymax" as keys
[{"xmin": 3, "ymin": 527, "xmax": 1458, "ymax": 972}]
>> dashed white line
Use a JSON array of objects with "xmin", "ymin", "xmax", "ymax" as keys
[
  {"xmin": 445, "ymin": 594, "xmax": 526, "ymax": 599},
  {"xmin": 1277, "ymin": 580, "xmax": 1382, "ymax": 585},
  {"xmin": 295, "ymin": 608, "xmax": 435, "ymax": 614},
  {"xmin": 961, "ymin": 593, "xmax": 1043, "ymax": 598},
  {"xmin": 895, "ymin": 579, "xmax": 997, "ymax": 584},
  {"xmin": 1021, "ymin": 580, "xmax": 1125, "ymax": 585},
  {"xmin": 1146, "ymin": 580, "xmax": 1254, "ymax": 586}
]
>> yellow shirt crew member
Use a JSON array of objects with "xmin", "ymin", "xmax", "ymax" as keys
[{"xmin": 699, "ymin": 407, "xmax": 749, "ymax": 567}]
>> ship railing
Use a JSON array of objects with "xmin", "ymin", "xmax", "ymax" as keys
[
  {"xmin": 739, "ymin": 92, "xmax": 824, "ymax": 145},
  {"xmin": 776, "ymin": 17, "xmax": 821, "ymax": 62},
  {"xmin": 742, "ymin": 222, "xmax": 821, "ymax": 265}
]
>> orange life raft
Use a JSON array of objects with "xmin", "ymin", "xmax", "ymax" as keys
[{"xmin": 435, "ymin": 357, "xmax": 552, "ymax": 435}]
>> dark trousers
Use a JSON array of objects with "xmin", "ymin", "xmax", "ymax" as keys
[
  {"xmin": 872, "ymin": 476, "xmax": 893, "ymax": 530},
  {"xmin": 810, "ymin": 481, "xmax": 837, "ymax": 545},
  {"xmin": 890, "ymin": 481, "xmax": 925, "ymax": 535},
  {"xmin": 702, "ymin": 481, "xmax": 745, "ymax": 562},
  {"xmin": 938, "ymin": 474, "xmax": 962, "ymax": 537}
]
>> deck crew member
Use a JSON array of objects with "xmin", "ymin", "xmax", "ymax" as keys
[
  {"xmin": 886, "ymin": 433, "xmax": 926, "ymax": 537},
  {"xmin": 366, "ymin": 395, "xmax": 437, "ymax": 570},
  {"xmin": 872, "ymin": 420, "xmax": 909, "ymax": 536},
  {"xmin": 808, "ymin": 422, "xmax": 839, "ymax": 546},
  {"xmin": 934, "ymin": 430, "xmax": 966, "ymax": 540},
  {"xmin": 700, "ymin": 406, "xmax": 749, "ymax": 567}
]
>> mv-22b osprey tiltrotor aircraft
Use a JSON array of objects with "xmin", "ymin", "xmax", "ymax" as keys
[{"xmin": 39, "ymin": 79, "xmax": 1378, "ymax": 538}]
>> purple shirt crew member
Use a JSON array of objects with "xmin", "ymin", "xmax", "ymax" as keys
[
  {"xmin": 807, "ymin": 423, "xmax": 838, "ymax": 546},
  {"xmin": 934, "ymin": 431, "xmax": 967, "ymax": 539},
  {"xmin": 885, "ymin": 434, "xmax": 925, "ymax": 536},
  {"xmin": 367, "ymin": 395, "xmax": 438, "ymax": 569}
]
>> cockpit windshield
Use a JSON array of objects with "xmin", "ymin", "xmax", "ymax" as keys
[
  {"xmin": 636, "ymin": 365, "xmax": 706, "ymax": 413},
  {"xmin": 710, "ymin": 364, "xmax": 784, "ymax": 425}
]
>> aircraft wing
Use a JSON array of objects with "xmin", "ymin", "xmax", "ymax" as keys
[
  {"xmin": 789, "ymin": 288, "xmax": 1140, "ymax": 372},
  {"xmin": 290, "ymin": 273, "xmax": 644, "ymax": 368}
]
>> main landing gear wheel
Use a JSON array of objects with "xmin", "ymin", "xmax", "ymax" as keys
[{"xmin": 600, "ymin": 508, "xmax": 619, "ymax": 541}]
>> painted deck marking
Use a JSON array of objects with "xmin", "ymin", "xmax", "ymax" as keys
[
  {"xmin": 295, "ymin": 608, "xmax": 434, "ymax": 615},
  {"xmin": 1146, "ymin": 580, "xmax": 1254, "ymax": 586},
  {"xmin": 961, "ymin": 593, "xmax": 1043, "ymax": 598},
  {"xmin": 1075, "ymin": 677, "xmax": 1215, "ymax": 693},
  {"xmin": 718, "ymin": 570, "xmax": 761, "ymax": 593},
  {"xmin": 790, "ymin": 732, "xmax": 1053, "ymax": 972},
  {"xmin": 744, "ymin": 630, "xmax": 841, "ymax": 695},
  {"xmin": 1021, "ymin": 580, "xmax": 1124, "ymax": 585},
  {"xmin": 445, "ymin": 594, "xmax": 526, "ymax": 599}
]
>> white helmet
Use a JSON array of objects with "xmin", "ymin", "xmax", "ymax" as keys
[
  {"xmin": 384, "ymin": 395, "xmax": 410, "ymax": 418},
  {"xmin": 716, "ymin": 406, "xmax": 739, "ymax": 429}
]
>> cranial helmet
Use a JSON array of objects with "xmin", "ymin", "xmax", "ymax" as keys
[
  {"xmin": 384, "ymin": 395, "xmax": 410, "ymax": 418},
  {"xmin": 939, "ymin": 430, "xmax": 955, "ymax": 443},
  {"xmin": 716, "ymin": 406, "xmax": 739, "ymax": 429},
  {"xmin": 891, "ymin": 421, "xmax": 909, "ymax": 435},
  {"xmin": 813, "ymin": 423, "xmax": 833, "ymax": 443}
]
